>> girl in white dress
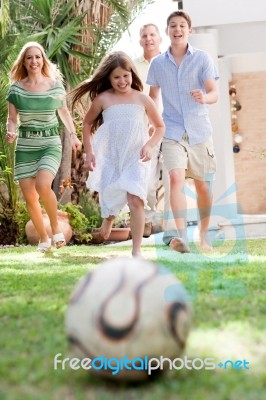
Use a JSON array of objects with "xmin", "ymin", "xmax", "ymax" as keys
[{"xmin": 71, "ymin": 51, "xmax": 164, "ymax": 257}]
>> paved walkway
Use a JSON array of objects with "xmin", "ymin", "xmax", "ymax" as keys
[
  {"xmin": 109, "ymin": 226, "xmax": 200, "ymax": 248},
  {"xmin": 108, "ymin": 214, "xmax": 266, "ymax": 248}
]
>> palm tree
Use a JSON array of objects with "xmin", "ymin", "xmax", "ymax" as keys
[
  {"xmin": 0, "ymin": 48, "xmax": 22, "ymax": 244},
  {"xmin": 0, "ymin": 0, "xmax": 11, "ymax": 37}
]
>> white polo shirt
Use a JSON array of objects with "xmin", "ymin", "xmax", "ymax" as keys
[{"xmin": 133, "ymin": 55, "xmax": 163, "ymax": 113}]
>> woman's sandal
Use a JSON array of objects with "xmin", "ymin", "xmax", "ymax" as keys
[
  {"xmin": 52, "ymin": 232, "xmax": 66, "ymax": 249},
  {"xmin": 37, "ymin": 238, "xmax": 52, "ymax": 253}
]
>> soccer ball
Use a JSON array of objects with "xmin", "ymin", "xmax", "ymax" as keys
[{"xmin": 65, "ymin": 257, "xmax": 192, "ymax": 381}]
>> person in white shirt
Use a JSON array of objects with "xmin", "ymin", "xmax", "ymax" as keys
[
  {"xmin": 133, "ymin": 24, "xmax": 181, "ymax": 251},
  {"xmin": 133, "ymin": 24, "xmax": 163, "ymax": 238}
]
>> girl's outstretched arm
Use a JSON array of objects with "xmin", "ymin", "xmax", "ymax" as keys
[{"xmin": 140, "ymin": 95, "xmax": 165, "ymax": 161}]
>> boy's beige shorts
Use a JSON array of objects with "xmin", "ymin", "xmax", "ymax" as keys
[{"xmin": 162, "ymin": 133, "xmax": 216, "ymax": 181}]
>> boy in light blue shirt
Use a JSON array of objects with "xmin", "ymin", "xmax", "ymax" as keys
[{"xmin": 147, "ymin": 10, "xmax": 219, "ymax": 252}]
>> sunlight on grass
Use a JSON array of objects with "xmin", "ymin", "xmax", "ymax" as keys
[
  {"xmin": 188, "ymin": 322, "xmax": 265, "ymax": 372},
  {"xmin": 0, "ymin": 265, "xmax": 93, "ymax": 275},
  {"xmin": 248, "ymin": 254, "xmax": 266, "ymax": 262}
]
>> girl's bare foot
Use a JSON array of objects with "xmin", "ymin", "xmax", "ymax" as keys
[
  {"xmin": 200, "ymin": 240, "xmax": 213, "ymax": 251},
  {"xmin": 132, "ymin": 251, "xmax": 143, "ymax": 258},
  {"xmin": 100, "ymin": 216, "xmax": 115, "ymax": 240},
  {"xmin": 200, "ymin": 233, "xmax": 213, "ymax": 251}
]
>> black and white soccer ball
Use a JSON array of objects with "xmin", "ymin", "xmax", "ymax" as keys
[{"xmin": 65, "ymin": 257, "xmax": 192, "ymax": 381}]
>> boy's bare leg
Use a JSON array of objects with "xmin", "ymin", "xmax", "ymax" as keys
[
  {"xmin": 194, "ymin": 179, "xmax": 213, "ymax": 250},
  {"xmin": 168, "ymin": 168, "xmax": 190, "ymax": 253}
]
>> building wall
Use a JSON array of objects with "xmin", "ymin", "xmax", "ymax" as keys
[
  {"xmin": 182, "ymin": 0, "xmax": 266, "ymax": 26},
  {"xmin": 182, "ymin": 0, "xmax": 266, "ymax": 56},
  {"xmin": 231, "ymin": 71, "xmax": 266, "ymax": 214},
  {"xmin": 217, "ymin": 23, "xmax": 266, "ymax": 56}
]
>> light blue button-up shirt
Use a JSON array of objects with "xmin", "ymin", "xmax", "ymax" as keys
[{"xmin": 146, "ymin": 44, "xmax": 219, "ymax": 145}]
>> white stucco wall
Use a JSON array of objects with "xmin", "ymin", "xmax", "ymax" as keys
[
  {"xmin": 228, "ymin": 52, "xmax": 266, "ymax": 73},
  {"xmin": 216, "ymin": 22, "xmax": 266, "ymax": 56},
  {"xmin": 182, "ymin": 0, "xmax": 266, "ymax": 56},
  {"xmin": 182, "ymin": 0, "xmax": 266, "ymax": 26}
]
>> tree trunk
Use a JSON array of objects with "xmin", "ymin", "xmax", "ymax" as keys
[
  {"xmin": 53, "ymin": 128, "xmax": 72, "ymax": 202},
  {"xmin": 70, "ymin": 149, "xmax": 88, "ymax": 204}
]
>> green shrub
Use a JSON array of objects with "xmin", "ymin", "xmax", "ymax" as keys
[
  {"xmin": 59, "ymin": 202, "xmax": 92, "ymax": 244},
  {"xmin": 113, "ymin": 210, "xmax": 130, "ymax": 228},
  {"xmin": 78, "ymin": 190, "xmax": 102, "ymax": 231},
  {"xmin": 15, "ymin": 202, "xmax": 30, "ymax": 244}
]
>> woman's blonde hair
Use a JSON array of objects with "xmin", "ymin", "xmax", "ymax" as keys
[
  {"xmin": 10, "ymin": 41, "xmax": 62, "ymax": 83},
  {"xmin": 70, "ymin": 51, "xmax": 143, "ymax": 132}
]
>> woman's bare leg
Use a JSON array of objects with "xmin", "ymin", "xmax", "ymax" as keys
[
  {"xmin": 35, "ymin": 170, "xmax": 61, "ymax": 236},
  {"xmin": 19, "ymin": 177, "xmax": 50, "ymax": 243}
]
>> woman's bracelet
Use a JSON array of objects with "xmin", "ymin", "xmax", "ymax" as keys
[{"xmin": 70, "ymin": 132, "xmax": 77, "ymax": 137}]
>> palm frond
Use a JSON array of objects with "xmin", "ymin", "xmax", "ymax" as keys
[
  {"xmin": 0, "ymin": 0, "xmax": 12, "ymax": 37},
  {"xmin": 0, "ymin": 46, "xmax": 21, "ymax": 210}
]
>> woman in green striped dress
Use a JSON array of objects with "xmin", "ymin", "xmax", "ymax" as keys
[{"xmin": 6, "ymin": 42, "xmax": 81, "ymax": 252}]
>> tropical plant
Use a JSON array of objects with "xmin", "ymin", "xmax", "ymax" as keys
[
  {"xmin": 0, "ymin": 2, "xmax": 38, "ymax": 244},
  {"xmin": 13, "ymin": 201, "xmax": 30, "ymax": 244},
  {"xmin": 0, "ymin": 0, "xmax": 11, "ymax": 37},
  {"xmin": 0, "ymin": 47, "xmax": 22, "ymax": 244},
  {"xmin": 78, "ymin": 190, "xmax": 102, "ymax": 231},
  {"xmin": 78, "ymin": 189, "xmax": 130, "ymax": 230},
  {"xmin": 16, "ymin": 0, "xmax": 92, "ymax": 86},
  {"xmin": 59, "ymin": 201, "xmax": 92, "ymax": 244},
  {"xmin": 113, "ymin": 210, "xmax": 130, "ymax": 228}
]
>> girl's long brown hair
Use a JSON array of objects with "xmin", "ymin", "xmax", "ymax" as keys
[{"xmin": 70, "ymin": 51, "xmax": 143, "ymax": 132}]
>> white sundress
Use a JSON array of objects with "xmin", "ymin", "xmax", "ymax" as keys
[{"xmin": 86, "ymin": 104, "xmax": 151, "ymax": 217}]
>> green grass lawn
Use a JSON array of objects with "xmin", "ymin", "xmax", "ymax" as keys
[{"xmin": 0, "ymin": 239, "xmax": 265, "ymax": 400}]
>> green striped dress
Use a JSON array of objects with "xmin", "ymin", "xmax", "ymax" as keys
[{"xmin": 6, "ymin": 80, "xmax": 66, "ymax": 181}]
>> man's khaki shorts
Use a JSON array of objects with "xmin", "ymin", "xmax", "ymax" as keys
[{"xmin": 161, "ymin": 134, "xmax": 216, "ymax": 182}]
